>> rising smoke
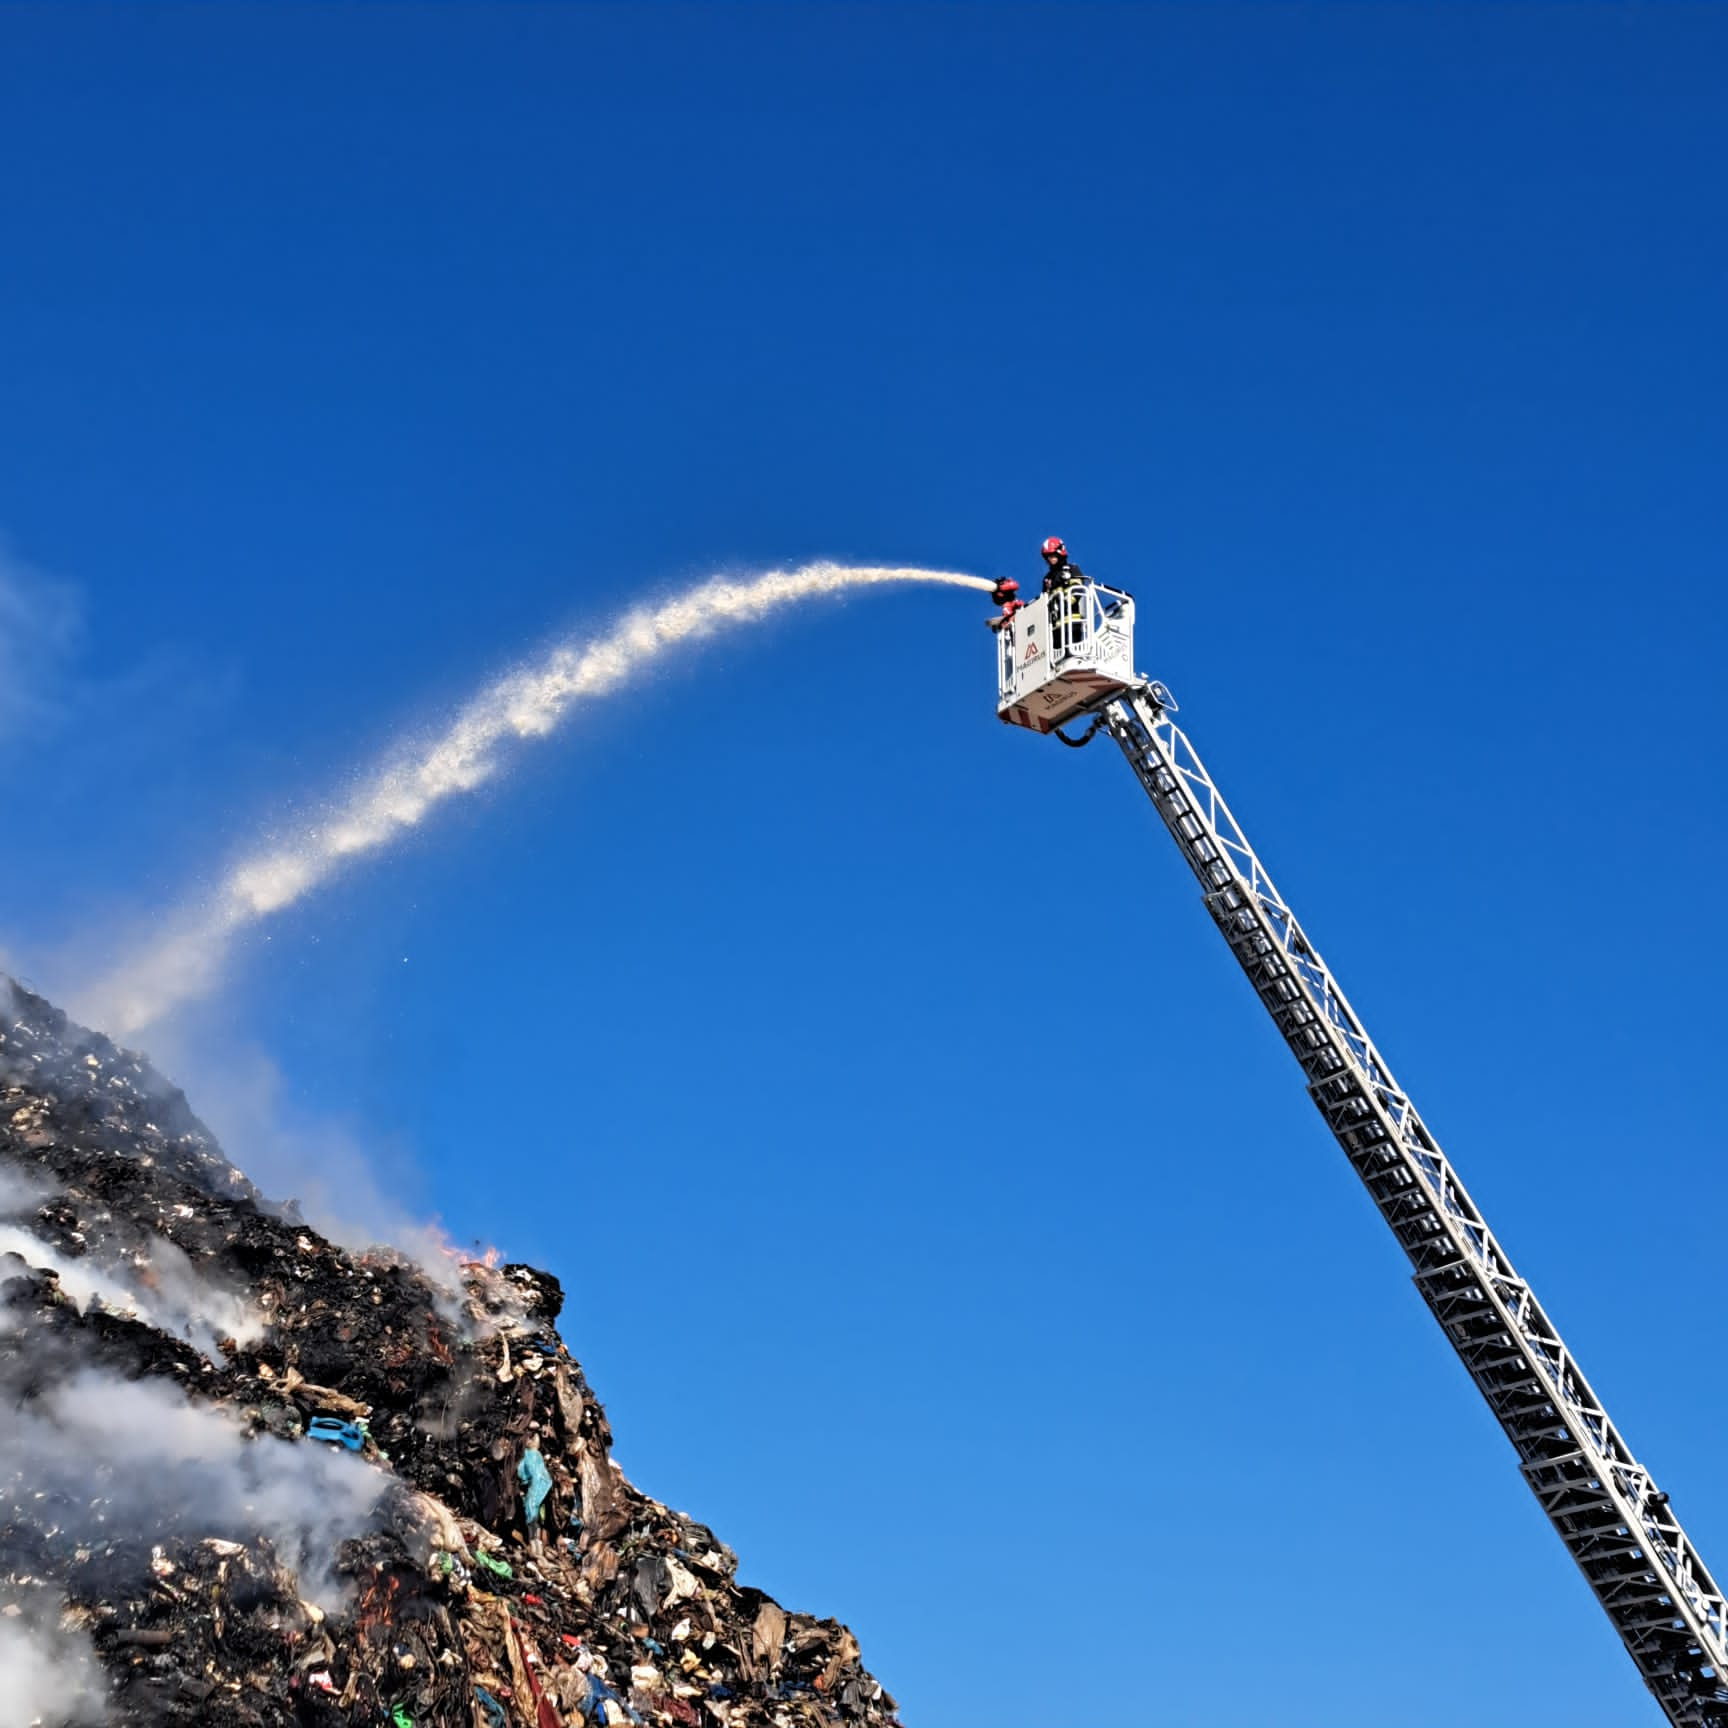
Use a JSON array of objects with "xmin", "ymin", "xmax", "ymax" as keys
[
  {"xmin": 0, "ymin": 1366, "xmax": 385, "ymax": 1609},
  {"xmin": 0, "ymin": 1610, "xmax": 105, "ymax": 1728},
  {"xmin": 78, "ymin": 561, "xmax": 988, "ymax": 1036},
  {"xmin": 0, "ymin": 1221, "xmax": 261, "ymax": 1359},
  {"xmin": 0, "ymin": 543, "xmax": 82, "ymax": 753}
]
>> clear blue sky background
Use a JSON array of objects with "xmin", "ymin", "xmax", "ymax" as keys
[{"xmin": 2, "ymin": 6, "xmax": 1725, "ymax": 1725}]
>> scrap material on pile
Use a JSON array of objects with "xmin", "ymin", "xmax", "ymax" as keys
[{"xmin": 0, "ymin": 979, "xmax": 901, "ymax": 1728}]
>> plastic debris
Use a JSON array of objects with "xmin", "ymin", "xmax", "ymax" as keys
[{"xmin": 305, "ymin": 1414, "xmax": 366, "ymax": 1451}]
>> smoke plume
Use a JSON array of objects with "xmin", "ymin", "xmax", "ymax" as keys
[
  {"xmin": 0, "ymin": 1611, "xmax": 106, "ymax": 1728},
  {"xmin": 0, "ymin": 544, "xmax": 82, "ymax": 753},
  {"xmin": 79, "ymin": 561, "xmax": 987, "ymax": 1036},
  {"xmin": 1, "ymin": 1367, "xmax": 385, "ymax": 1610},
  {"xmin": 0, "ymin": 1221, "xmax": 261, "ymax": 1359}
]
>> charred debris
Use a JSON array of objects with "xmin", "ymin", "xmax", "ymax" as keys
[{"xmin": 0, "ymin": 980, "xmax": 899, "ymax": 1728}]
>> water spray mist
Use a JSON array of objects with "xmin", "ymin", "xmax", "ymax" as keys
[{"xmin": 83, "ymin": 561, "xmax": 990, "ymax": 1034}]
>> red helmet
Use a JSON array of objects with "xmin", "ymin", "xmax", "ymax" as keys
[{"xmin": 1041, "ymin": 536, "xmax": 1066, "ymax": 562}]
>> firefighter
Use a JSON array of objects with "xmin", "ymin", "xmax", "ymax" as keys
[
  {"xmin": 1039, "ymin": 535, "xmax": 1084, "ymax": 594},
  {"xmin": 986, "ymin": 576, "xmax": 1025, "ymax": 632},
  {"xmin": 1040, "ymin": 536, "xmax": 1087, "ymax": 654}
]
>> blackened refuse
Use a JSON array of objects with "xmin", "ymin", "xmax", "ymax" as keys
[{"xmin": 0, "ymin": 977, "xmax": 903, "ymax": 1727}]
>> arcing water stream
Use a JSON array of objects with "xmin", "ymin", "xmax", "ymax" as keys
[{"xmin": 84, "ymin": 561, "xmax": 991, "ymax": 1035}]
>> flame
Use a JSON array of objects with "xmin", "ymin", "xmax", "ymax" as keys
[
  {"xmin": 354, "ymin": 1570, "xmax": 401, "ymax": 1638},
  {"xmin": 426, "ymin": 1224, "xmax": 505, "ymax": 1272}
]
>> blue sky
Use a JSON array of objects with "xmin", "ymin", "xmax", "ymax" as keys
[{"xmin": 2, "ymin": 5, "xmax": 1726, "ymax": 1724}]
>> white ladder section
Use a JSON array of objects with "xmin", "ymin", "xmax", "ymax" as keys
[{"xmin": 1099, "ymin": 684, "xmax": 1728, "ymax": 1727}]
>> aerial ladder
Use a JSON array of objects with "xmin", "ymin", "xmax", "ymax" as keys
[{"xmin": 991, "ymin": 552, "xmax": 1728, "ymax": 1727}]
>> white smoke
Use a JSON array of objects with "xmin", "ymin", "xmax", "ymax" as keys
[
  {"xmin": 78, "ymin": 560, "xmax": 987, "ymax": 1035},
  {"xmin": 0, "ymin": 1224, "xmax": 139, "ymax": 1317},
  {"xmin": 0, "ymin": 1166, "xmax": 53, "ymax": 1219},
  {"xmin": 0, "ymin": 544, "xmax": 82, "ymax": 752},
  {"xmin": 3, "ymin": 1370, "xmax": 384, "ymax": 1610},
  {"xmin": 0, "ymin": 1612, "xmax": 106, "ymax": 1728},
  {"xmin": 0, "ymin": 1222, "xmax": 262, "ymax": 1358},
  {"xmin": 133, "ymin": 1028, "xmax": 460, "ymax": 1271},
  {"xmin": 137, "ymin": 1233, "xmax": 265, "ymax": 1352}
]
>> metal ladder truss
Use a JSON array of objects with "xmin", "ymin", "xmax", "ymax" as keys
[{"xmin": 1100, "ymin": 686, "xmax": 1727, "ymax": 1728}]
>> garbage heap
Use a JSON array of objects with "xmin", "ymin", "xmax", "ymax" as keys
[{"xmin": 0, "ymin": 978, "xmax": 901, "ymax": 1728}]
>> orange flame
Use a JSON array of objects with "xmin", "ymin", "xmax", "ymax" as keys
[
  {"xmin": 426, "ymin": 1224, "xmax": 505, "ymax": 1271},
  {"xmin": 354, "ymin": 1571, "xmax": 401, "ymax": 1638}
]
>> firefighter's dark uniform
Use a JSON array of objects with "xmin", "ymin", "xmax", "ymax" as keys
[{"xmin": 1042, "ymin": 560, "xmax": 1086, "ymax": 654}]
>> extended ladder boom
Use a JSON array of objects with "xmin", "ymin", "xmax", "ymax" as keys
[{"xmin": 1102, "ymin": 684, "xmax": 1727, "ymax": 1726}]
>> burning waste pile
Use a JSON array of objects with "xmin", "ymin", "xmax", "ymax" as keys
[{"xmin": 0, "ymin": 978, "xmax": 900, "ymax": 1728}]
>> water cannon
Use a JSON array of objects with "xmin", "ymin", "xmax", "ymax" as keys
[{"xmin": 990, "ymin": 576, "xmax": 1020, "ymax": 608}]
